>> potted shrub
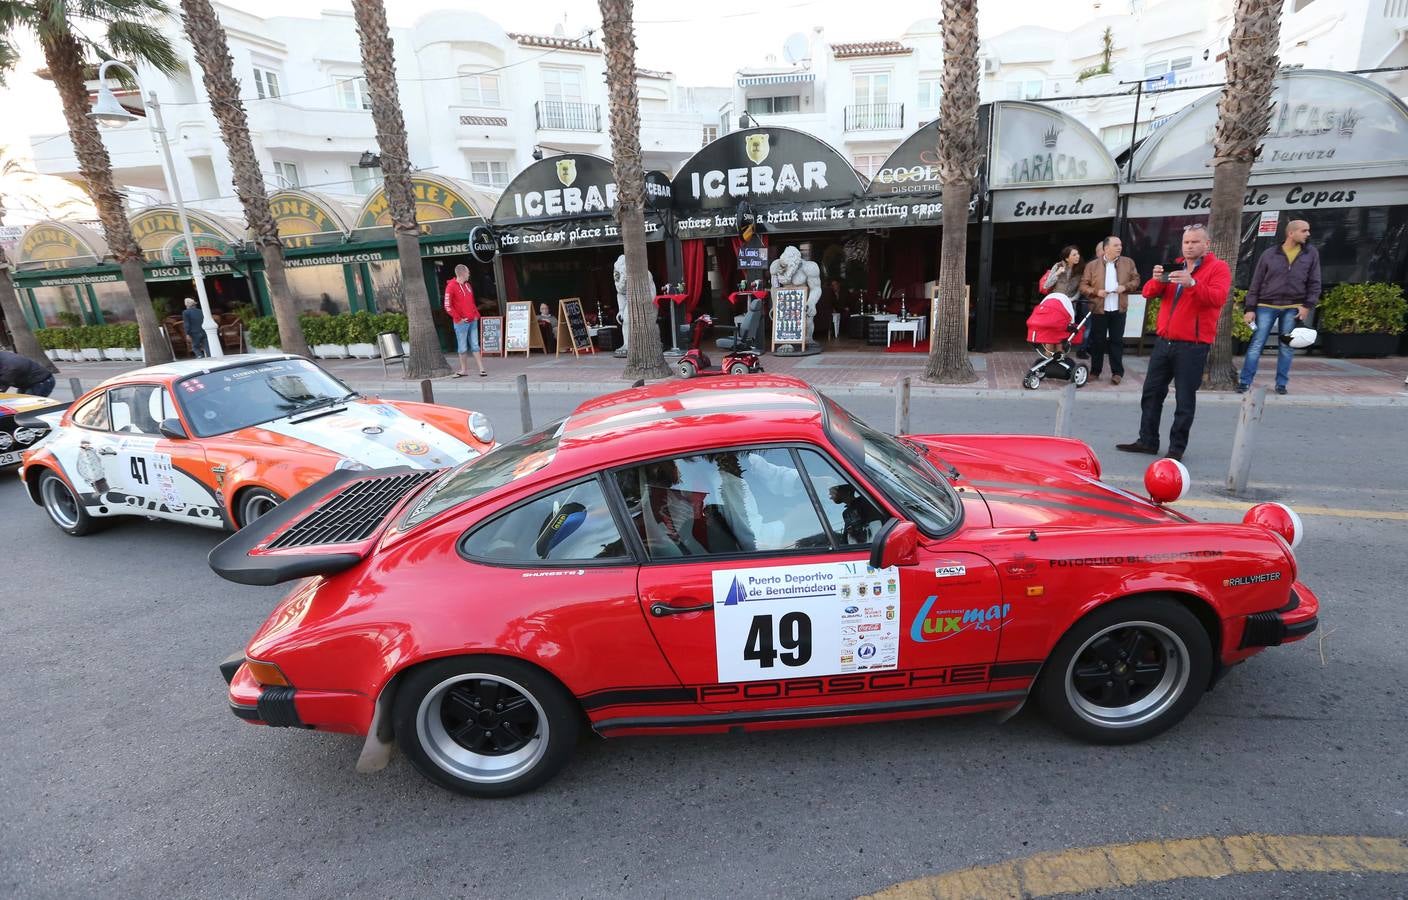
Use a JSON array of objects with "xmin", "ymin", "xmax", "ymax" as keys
[
  {"xmin": 344, "ymin": 311, "xmax": 381, "ymax": 358},
  {"xmin": 247, "ymin": 316, "xmax": 282, "ymax": 355},
  {"xmin": 109, "ymin": 323, "xmax": 142, "ymax": 361},
  {"xmin": 75, "ymin": 324, "xmax": 104, "ymax": 361},
  {"xmin": 1316, "ymin": 283, "xmax": 1406, "ymax": 358},
  {"xmin": 35, "ymin": 328, "xmax": 64, "ymax": 361},
  {"xmin": 303, "ymin": 314, "xmax": 348, "ymax": 359}
]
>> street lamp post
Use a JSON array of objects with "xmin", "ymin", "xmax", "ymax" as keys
[{"xmin": 89, "ymin": 60, "xmax": 224, "ymax": 358}]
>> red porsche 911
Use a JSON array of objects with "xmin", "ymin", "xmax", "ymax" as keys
[{"xmin": 214, "ymin": 376, "xmax": 1318, "ymax": 797}]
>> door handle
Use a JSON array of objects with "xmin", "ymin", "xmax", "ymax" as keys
[
  {"xmin": 650, "ymin": 601, "xmax": 713, "ymax": 617},
  {"xmin": 97, "ymin": 447, "xmax": 117, "ymax": 456}
]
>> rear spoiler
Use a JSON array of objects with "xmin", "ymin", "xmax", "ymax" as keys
[
  {"xmin": 209, "ymin": 466, "xmax": 435, "ymax": 586},
  {"xmin": 12, "ymin": 401, "xmax": 71, "ymax": 430}
]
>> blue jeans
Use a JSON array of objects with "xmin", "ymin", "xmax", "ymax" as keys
[
  {"xmin": 1240, "ymin": 306, "xmax": 1298, "ymax": 389},
  {"xmin": 453, "ymin": 319, "xmax": 480, "ymax": 354},
  {"xmin": 25, "ymin": 374, "xmax": 56, "ymax": 397}
]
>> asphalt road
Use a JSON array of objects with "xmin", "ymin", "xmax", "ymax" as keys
[{"xmin": 2, "ymin": 389, "xmax": 1405, "ymax": 899}]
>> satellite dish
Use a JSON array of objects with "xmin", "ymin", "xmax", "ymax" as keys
[{"xmin": 783, "ymin": 33, "xmax": 809, "ymax": 65}]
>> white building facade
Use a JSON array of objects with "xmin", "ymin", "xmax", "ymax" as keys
[{"xmin": 29, "ymin": 5, "xmax": 729, "ymax": 219}]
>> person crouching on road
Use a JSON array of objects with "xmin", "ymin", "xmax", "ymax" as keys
[
  {"xmin": 444, "ymin": 264, "xmax": 485, "ymax": 377},
  {"xmin": 1079, "ymin": 236, "xmax": 1141, "ymax": 385},
  {"xmin": 1239, "ymin": 219, "xmax": 1320, "ymax": 396},
  {"xmin": 0, "ymin": 349, "xmax": 56, "ymax": 397},
  {"xmin": 1116, "ymin": 223, "xmax": 1230, "ymax": 462},
  {"xmin": 183, "ymin": 298, "xmax": 210, "ymax": 358}
]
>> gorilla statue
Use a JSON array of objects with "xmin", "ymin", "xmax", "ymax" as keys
[
  {"xmin": 768, "ymin": 246, "xmax": 823, "ymax": 348},
  {"xmin": 613, "ymin": 254, "xmax": 630, "ymax": 356}
]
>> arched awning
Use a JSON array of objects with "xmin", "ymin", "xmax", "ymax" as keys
[
  {"xmin": 129, "ymin": 206, "xmax": 244, "ymax": 262},
  {"xmin": 490, "ymin": 152, "xmax": 671, "ymax": 252},
  {"xmin": 13, "ymin": 221, "xmax": 109, "ymax": 271},
  {"xmin": 267, "ymin": 189, "xmax": 356, "ymax": 250},
  {"xmin": 670, "ymin": 126, "xmax": 867, "ymax": 239},
  {"xmin": 351, "ymin": 173, "xmax": 493, "ymax": 239}
]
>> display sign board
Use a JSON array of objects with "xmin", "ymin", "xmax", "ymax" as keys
[
  {"xmin": 1257, "ymin": 210, "xmax": 1281, "ymax": 237},
  {"xmin": 737, "ymin": 243, "xmax": 768, "ymax": 270},
  {"xmin": 989, "ymin": 185, "xmax": 1118, "ymax": 223},
  {"xmin": 1122, "ymin": 176, "xmax": 1408, "ymax": 217},
  {"xmin": 492, "ymin": 153, "xmax": 671, "ymax": 252},
  {"xmin": 503, "ymin": 301, "xmax": 544, "ymax": 355},
  {"xmin": 989, "ymin": 101, "xmax": 1120, "ymax": 189},
  {"xmin": 556, "ymin": 297, "xmax": 594, "ymax": 357},
  {"xmin": 469, "ymin": 224, "xmax": 498, "ymax": 263},
  {"xmin": 480, "ymin": 316, "xmax": 504, "ymax": 355},
  {"xmin": 771, "ymin": 287, "xmax": 807, "ymax": 351},
  {"xmin": 859, "ymin": 119, "xmax": 981, "ymax": 228}
]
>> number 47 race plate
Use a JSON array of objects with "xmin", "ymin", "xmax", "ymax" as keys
[{"xmin": 712, "ymin": 559, "xmax": 901, "ymax": 683}]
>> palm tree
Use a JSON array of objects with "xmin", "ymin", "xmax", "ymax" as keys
[
  {"xmin": 1, "ymin": 0, "xmax": 181, "ymax": 364},
  {"xmin": 350, "ymin": 0, "xmax": 447, "ymax": 379},
  {"xmin": 181, "ymin": 0, "xmax": 309, "ymax": 358},
  {"xmin": 922, "ymin": 0, "xmax": 979, "ymax": 385},
  {"xmin": 1204, "ymin": 0, "xmax": 1282, "ymax": 389},
  {"xmin": 0, "ymin": 197, "xmax": 57, "ymax": 371},
  {"xmin": 597, "ymin": 0, "xmax": 669, "ymax": 380}
]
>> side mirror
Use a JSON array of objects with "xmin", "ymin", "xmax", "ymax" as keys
[
  {"xmin": 869, "ymin": 518, "xmax": 919, "ymax": 569},
  {"xmin": 158, "ymin": 417, "xmax": 188, "ymax": 440}
]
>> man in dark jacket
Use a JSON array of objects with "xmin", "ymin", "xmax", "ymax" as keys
[
  {"xmin": 0, "ymin": 349, "xmax": 56, "ymax": 397},
  {"xmin": 182, "ymin": 298, "xmax": 209, "ymax": 358},
  {"xmin": 1239, "ymin": 219, "xmax": 1320, "ymax": 395},
  {"xmin": 1078, "ymin": 236, "xmax": 1143, "ymax": 384},
  {"xmin": 1116, "ymin": 224, "xmax": 1231, "ymax": 462}
]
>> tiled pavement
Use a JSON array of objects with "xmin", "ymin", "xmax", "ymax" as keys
[{"xmin": 43, "ymin": 341, "xmax": 1408, "ymax": 405}]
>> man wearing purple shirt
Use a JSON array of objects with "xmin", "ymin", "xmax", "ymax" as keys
[{"xmin": 1239, "ymin": 220, "xmax": 1321, "ymax": 396}]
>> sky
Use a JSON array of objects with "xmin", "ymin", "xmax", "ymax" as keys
[{"xmin": 0, "ymin": 0, "xmax": 1097, "ymax": 222}]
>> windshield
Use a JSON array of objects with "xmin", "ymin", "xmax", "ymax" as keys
[
  {"xmin": 176, "ymin": 358, "xmax": 356, "ymax": 438},
  {"xmin": 820, "ymin": 394, "xmax": 961, "ymax": 536},
  {"xmin": 399, "ymin": 417, "xmax": 568, "ymax": 529}
]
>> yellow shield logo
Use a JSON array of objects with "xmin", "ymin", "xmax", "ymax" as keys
[
  {"xmin": 745, "ymin": 133, "xmax": 770, "ymax": 165},
  {"xmin": 556, "ymin": 159, "xmax": 577, "ymax": 187}
]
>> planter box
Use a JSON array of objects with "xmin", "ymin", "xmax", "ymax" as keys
[
  {"xmin": 250, "ymin": 346, "xmax": 282, "ymax": 356},
  {"xmin": 80, "ymin": 347, "xmax": 104, "ymax": 361},
  {"xmin": 120, "ymin": 347, "xmax": 142, "ymax": 361},
  {"xmin": 46, "ymin": 350, "xmax": 61, "ymax": 361},
  {"xmin": 313, "ymin": 343, "xmax": 349, "ymax": 359},
  {"xmin": 53, "ymin": 349, "xmax": 75, "ymax": 361},
  {"xmin": 347, "ymin": 342, "xmax": 380, "ymax": 359},
  {"xmin": 1319, "ymin": 331, "xmax": 1399, "ymax": 358}
]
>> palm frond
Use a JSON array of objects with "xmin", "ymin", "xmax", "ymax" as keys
[
  {"xmin": 103, "ymin": 19, "xmax": 178, "ymax": 72},
  {"xmin": 0, "ymin": 36, "xmax": 20, "ymax": 82}
]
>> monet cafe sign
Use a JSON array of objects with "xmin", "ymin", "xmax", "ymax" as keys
[{"xmin": 491, "ymin": 153, "xmax": 670, "ymax": 251}]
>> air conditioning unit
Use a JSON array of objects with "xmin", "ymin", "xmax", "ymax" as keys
[{"xmin": 982, "ymin": 56, "xmax": 999, "ymax": 74}]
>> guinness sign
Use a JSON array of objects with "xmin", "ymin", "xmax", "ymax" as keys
[{"xmin": 469, "ymin": 224, "xmax": 497, "ymax": 263}]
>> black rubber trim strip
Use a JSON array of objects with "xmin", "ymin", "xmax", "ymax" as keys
[
  {"xmin": 593, "ymin": 689, "xmax": 1028, "ymax": 732},
  {"xmin": 580, "ymin": 686, "xmax": 700, "ymax": 710},
  {"xmin": 1284, "ymin": 616, "xmax": 1318, "ymax": 640},
  {"xmin": 218, "ymin": 652, "xmax": 244, "ymax": 686},
  {"xmin": 229, "ymin": 702, "xmax": 260, "ymax": 722},
  {"xmin": 256, "ymin": 686, "xmax": 303, "ymax": 728},
  {"xmin": 207, "ymin": 467, "xmax": 414, "ymax": 586}
]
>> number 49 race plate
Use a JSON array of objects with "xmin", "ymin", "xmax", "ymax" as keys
[{"xmin": 711, "ymin": 559, "xmax": 901, "ymax": 683}]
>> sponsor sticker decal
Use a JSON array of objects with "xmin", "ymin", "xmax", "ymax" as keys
[
  {"xmin": 395, "ymin": 439, "xmax": 430, "ymax": 456},
  {"xmin": 934, "ymin": 564, "xmax": 968, "ymax": 578},
  {"xmin": 910, "ymin": 595, "xmax": 1011, "ymax": 642},
  {"xmin": 1224, "ymin": 572, "xmax": 1283, "ymax": 587}
]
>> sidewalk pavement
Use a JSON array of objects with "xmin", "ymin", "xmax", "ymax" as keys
[{"xmin": 42, "ymin": 344, "xmax": 1408, "ymax": 406}]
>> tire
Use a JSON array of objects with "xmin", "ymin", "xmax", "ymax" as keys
[
  {"xmin": 1037, "ymin": 597, "xmax": 1212, "ymax": 744},
  {"xmin": 677, "ymin": 359, "xmax": 697, "ymax": 379},
  {"xmin": 236, "ymin": 487, "xmax": 282, "ymax": 529},
  {"xmin": 38, "ymin": 469, "xmax": 99, "ymax": 536},
  {"xmin": 1022, "ymin": 373, "xmax": 1041, "ymax": 390},
  {"xmin": 1072, "ymin": 364, "xmax": 1090, "ymax": 387},
  {"xmin": 393, "ymin": 656, "xmax": 580, "ymax": 798},
  {"xmin": 727, "ymin": 361, "xmax": 752, "ymax": 376}
]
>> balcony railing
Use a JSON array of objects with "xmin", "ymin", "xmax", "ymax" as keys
[
  {"xmin": 535, "ymin": 100, "xmax": 602, "ymax": 132},
  {"xmin": 844, "ymin": 103, "xmax": 904, "ymax": 131}
]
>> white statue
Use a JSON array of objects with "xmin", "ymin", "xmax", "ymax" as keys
[
  {"xmin": 613, "ymin": 254, "xmax": 630, "ymax": 353},
  {"xmin": 769, "ymin": 246, "xmax": 823, "ymax": 348}
]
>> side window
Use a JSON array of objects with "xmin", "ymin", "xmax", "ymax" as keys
[
  {"xmin": 72, "ymin": 393, "xmax": 111, "ymax": 431},
  {"xmin": 798, "ymin": 449, "xmax": 887, "ymax": 547},
  {"xmin": 616, "ymin": 448, "xmax": 828, "ymax": 559},
  {"xmin": 108, "ymin": 385, "xmax": 165, "ymax": 435},
  {"xmin": 462, "ymin": 479, "xmax": 628, "ymax": 564}
]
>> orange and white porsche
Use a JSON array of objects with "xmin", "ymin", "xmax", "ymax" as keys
[{"xmin": 17, "ymin": 354, "xmax": 494, "ymax": 535}]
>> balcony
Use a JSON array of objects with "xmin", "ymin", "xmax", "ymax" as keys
[
  {"xmin": 535, "ymin": 100, "xmax": 601, "ymax": 132},
  {"xmin": 244, "ymin": 102, "xmax": 378, "ymax": 153},
  {"xmin": 844, "ymin": 103, "xmax": 905, "ymax": 132}
]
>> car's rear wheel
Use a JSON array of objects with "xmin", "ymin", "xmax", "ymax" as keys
[
  {"xmin": 1037, "ymin": 597, "xmax": 1211, "ymax": 743},
  {"xmin": 38, "ymin": 469, "xmax": 100, "ymax": 536},
  {"xmin": 236, "ymin": 488, "xmax": 282, "ymax": 529},
  {"xmin": 394, "ymin": 656, "xmax": 580, "ymax": 798}
]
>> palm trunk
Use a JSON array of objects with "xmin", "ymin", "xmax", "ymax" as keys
[
  {"xmin": 923, "ymin": 0, "xmax": 979, "ymax": 384},
  {"xmin": 0, "ymin": 211, "xmax": 57, "ymax": 371},
  {"xmin": 1204, "ymin": 0, "xmax": 1281, "ymax": 389},
  {"xmin": 598, "ymin": 0, "xmax": 669, "ymax": 380},
  {"xmin": 41, "ymin": 30, "xmax": 172, "ymax": 364},
  {"xmin": 351, "ymin": 0, "xmax": 448, "ymax": 379},
  {"xmin": 182, "ymin": 0, "xmax": 310, "ymax": 358}
]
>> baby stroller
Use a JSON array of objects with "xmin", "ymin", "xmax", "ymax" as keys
[{"xmin": 1022, "ymin": 292, "xmax": 1091, "ymax": 390}]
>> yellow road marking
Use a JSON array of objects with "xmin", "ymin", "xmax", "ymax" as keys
[
  {"xmin": 860, "ymin": 834, "xmax": 1408, "ymax": 899},
  {"xmin": 1175, "ymin": 497, "xmax": 1408, "ymax": 522}
]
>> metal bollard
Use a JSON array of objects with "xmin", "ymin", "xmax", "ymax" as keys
[
  {"xmin": 1227, "ymin": 386, "xmax": 1266, "ymax": 496},
  {"xmin": 894, "ymin": 376, "xmax": 911, "ymax": 435},
  {"xmin": 68, "ymin": 377, "xmax": 84, "ymax": 400},
  {"xmin": 517, "ymin": 373, "xmax": 532, "ymax": 434},
  {"xmin": 419, "ymin": 379, "xmax": 434, "ymax": 404},
  {"xmin": 1054, "ymin": 381, "xmax": 1077, "ymax": 437}
]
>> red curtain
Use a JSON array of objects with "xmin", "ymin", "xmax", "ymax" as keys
[
  {"xmin": 500, "ymin": 256, "xmax": 520, "ymax": 304},
  {"xmin": 683, "ymin": 239, "xmax": 706, "ymax": 314}
]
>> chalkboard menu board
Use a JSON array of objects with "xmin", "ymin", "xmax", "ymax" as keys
[
  {"xmin": 772, "ymin": 287, "xmax": 806, "ymax": 351},
  {"xmin": 557, "ymin": 297, "xmax": 593, "ymax": 356},
  {"xmin": 480, "ymin": 316, "xmax": 504, "ymax": 355},
  {"xmin": 504, "ymin": 301, "xmax": 534, "ymax": 354}
]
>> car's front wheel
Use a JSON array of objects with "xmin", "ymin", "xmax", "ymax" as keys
[
  {"xmin": 393, "ymin": 656, "xmax": 580, "ymax": 798},
  {"xmin": 38, "ymin": 469, "xmax": 100, "ymax": 536},
  {"xmin": 1037, "ymin": 597, "xmax": 1211, "ymax": 743},
  {"xmin": 236, "ymin": 487, "xmax": 282, "ymax": 529}
]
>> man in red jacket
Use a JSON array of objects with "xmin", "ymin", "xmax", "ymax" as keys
[
  {"xmin": 1116, "ymin": 224, "xmax": 1231, "ymax": 461},
  {"xmin": 443, "ymin": 264, "xmax": 485, "ymax": 377}
]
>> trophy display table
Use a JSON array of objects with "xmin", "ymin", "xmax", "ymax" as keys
[{"xmin": 886, "ymin": 317, "xmax": 925, "ymax": 347}]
